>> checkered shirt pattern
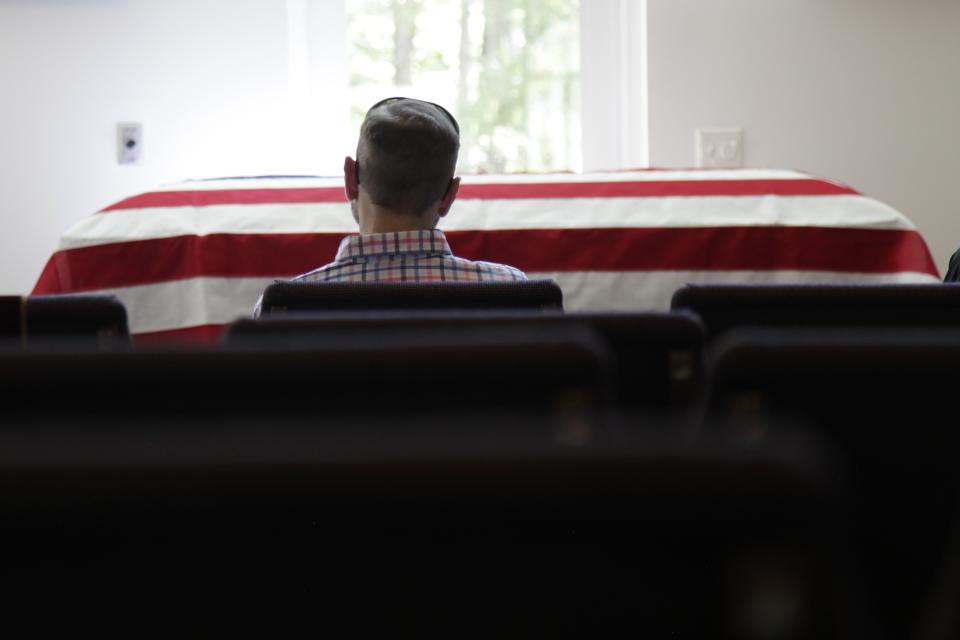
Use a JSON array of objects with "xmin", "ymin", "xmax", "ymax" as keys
[{"xmin": 253, "ymin": 229, "xmax": 526, "ymax": 316}]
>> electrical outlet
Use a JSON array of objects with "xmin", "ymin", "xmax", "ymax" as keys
[
  {"xmin": 696, "ymin": 128, "xmax": 744, "ymax": 169},
  {"xmin": 117, "ymin": 122, "xmax": 143, "ymax": 165}
]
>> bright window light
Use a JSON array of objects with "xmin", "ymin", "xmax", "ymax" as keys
[{"xmin": 345, "ymin": 0, "xmax": 582, "ymax": 174}]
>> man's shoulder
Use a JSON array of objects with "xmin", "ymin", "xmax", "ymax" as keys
[
  {"xmin": 289, "ymin": 261, "xmax": 347, "ymax": 283},
  {"xmin": 484, "ymin": 262, "xmax": 528, "ymax": 281},
  {"xmin": 451, "ymin": 256, "xmax": 528, "ymax": 282}
]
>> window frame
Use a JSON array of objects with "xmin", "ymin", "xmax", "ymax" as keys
[{"xmin": 580, "ymin": 0, "xmax": 648, "ymax": 171}]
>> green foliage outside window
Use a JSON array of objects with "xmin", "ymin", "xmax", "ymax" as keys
[{"xmin": 346, "ymin": 0, "xmax": 581, "ymax": 174}]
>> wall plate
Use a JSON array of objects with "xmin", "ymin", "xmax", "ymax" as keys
[
  {"xmin": 117, "ymin": 122, "xmax": 143, "ymax": 165},
  {"xmin": 696, "ymin": 128, "xmax": 744, "ymax": 169}
]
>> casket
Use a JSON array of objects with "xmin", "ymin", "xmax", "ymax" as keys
[{"xmin": 33, "ymin": 170, "xmax": 939, "ymax": 344}]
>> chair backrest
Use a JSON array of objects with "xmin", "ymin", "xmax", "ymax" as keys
[
  {"xmin": 0, "ymin": 322, "xmax": 612, "ymax": 422},
  {"xmin": 671, "ymin": 284, "xmax": 960, "ymax": 340},
  {"xmin": 259, "ymin": 279, "xmax": 563, "ymax": 314},
  {"xmin": 707, "ymin": 326, "xmax": 960, "ymax": 459},
  {"xmin": 0, "ymin": 409, "xmax": 859, "ymax": 637},
  {"xmin": 706, "ymin": 326, "xmax": 960, "ymax": 637},
  {"xmin": 0, "ymin": 295, "xmax": 130, "ymax": 350},
  {"xmin": 225, "ymin": 310, "xmax": 706, "ymax": 410}
]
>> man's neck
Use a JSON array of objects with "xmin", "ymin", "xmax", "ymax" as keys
[{"xmin": 358, "ymin": 200, "xmax": 438, "ymax": 235}]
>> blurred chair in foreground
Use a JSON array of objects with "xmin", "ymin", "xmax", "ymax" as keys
[
  {"xmin": 0, "ymin": 406, "xmax": 861, "ymax": 637},
  {"xmin": 706, "ymin": 327, "xmax": 960, "ymax": 639},
  {"xmin": 0, "ymin": 322, "xmax": 612, "ymax": 425},
  {"xmin": 226, "ymin": 310, "xmax": 705, "ymax": 412}
]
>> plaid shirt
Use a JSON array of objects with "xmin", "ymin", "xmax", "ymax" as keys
[{"xmin": 254, "ymin": 229, "xmax": 526, "ymax": 316}]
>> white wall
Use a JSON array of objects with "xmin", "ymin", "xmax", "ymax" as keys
[
  {"xmin": 0, "ymin": 0, "xmax": 348, "ymax": 294},
  {"xmin": 647, "ymin": 0, "xmax": 960, "ymax": 275}
]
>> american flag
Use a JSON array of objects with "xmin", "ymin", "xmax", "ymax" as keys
[{"xmin": 33, "ymin": 169, "xmax": 940, "ymax": 345}]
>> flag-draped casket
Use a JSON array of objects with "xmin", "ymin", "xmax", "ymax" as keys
[{"xmin": 33, "ymin": 170, "xmax": 940, "ymax": 344}]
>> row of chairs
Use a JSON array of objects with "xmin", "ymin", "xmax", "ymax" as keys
[
  {"xmin": 250, "ymin": 282, "xmax": 960, "ymax": 637},
  {"xmin": 11, "ymin": 281, "xmax": 960, "ymax": 416},
  {"xmin": 4, "ymin": 281, "xmax": 960, "ymax": 637},
  {"xmin": 12, "ymin": 279, "xmax": 960, "ymax": 347}
]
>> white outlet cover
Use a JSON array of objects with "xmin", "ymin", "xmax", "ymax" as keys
[
  {"xmin": 696, "ymin": 128, "xmax": 744, "ymax": 169},
  {"xmin": 117, "ymin": 122, "xmax": 143, "ymax": 165}
]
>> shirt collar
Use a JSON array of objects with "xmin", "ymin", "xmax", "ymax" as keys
[{"xmin": 334, "ymin": 229, "xmax": 453, "ymax": 261}]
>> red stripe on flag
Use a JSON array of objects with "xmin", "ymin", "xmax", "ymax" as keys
[
  {"xmin": 133, "ymin": 324, "xmax": 225, "ymax": 346},
  {"xmin": 42, "ymin": 233, "xmax": 346, "ymax": 291},
  {"xmin": 449, "ymin": 227, "xmax": 939, "ymax": 277},
  {"xmin": 457, "ymin": 179, "xmax": 857, "ymax": 200},
  {"xmin": 99, "ymin": 179, "xmax": 857, "ymax": 212},
  {"xmin": 32, "ymin": 255, "xmax": 64, "ymax": 294},
  {"xmin": 101, "ymin": 188, "xmax": 347, "ymax": 212},
  {"xmin": 40, "ymin": 226, "xmax": 938, "ymax": 293}
]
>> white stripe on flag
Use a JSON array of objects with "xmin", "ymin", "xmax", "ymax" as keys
[
  {"xmin": 160, "ymin": 169, "xmax": 819, "ymax": 192},
  {"xmin": 92, "ymin": 277, "xmax": 275, "ymax": 334},
  {"xmin": 58, "ymin": 195, "xmax": 914, "ymax": 251},
  {"xmin": 532, "ymin": 270, "xmax": 943, "ymax": 313},
  {"xmin": 460, "ymin": 169, "xmax": 819, "ymax": 184},
  {"xmin": 160, "ymin": 176, "xmax": 343, "ymax": 191},
  {"xmin": 446, "ymin": 194, "xmax": 912, "ymax": 232},
  {"xmin": 81, "ymin": 270, "xmax": 942, "ymax": 336}
]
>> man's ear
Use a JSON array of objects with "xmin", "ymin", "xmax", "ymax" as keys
[
  {"xmin": 437, "ymin": 177, "xmax": 461, "ymax": 218},
  {"xmin": 344, "ymin": 156, "xmax": 360, "ymax": 201}
]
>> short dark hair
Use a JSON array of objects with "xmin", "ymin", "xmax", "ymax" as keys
[{"xmin": 356, "ymin": 98, "xmax": 460, "ymax": 216}]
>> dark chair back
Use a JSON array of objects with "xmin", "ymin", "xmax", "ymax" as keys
[
  {"xmin": 0, "ymin": 322, "xmax": 611, "ymax": 422},
  {"xmin": 0, "ymin": 409, "xmax": 859, "ymax": 637},
  {"xmin": 671, "ymin": 283, "xmax": 960, "ymax": 340},
  {"xmin": 0, "ymin": 294, "xmax": 130, "ymax": 350},
  {"xmin": 259, "ymin": 279, "xmax": 563, "ymax": 314},
  {"xmin": 226, "ymin": 310, "xmax": 706, "ymax": 410},
  {"xmin": 706, "ymin": 327, "xmax": 960, "ymax": 638},
  {"xmin": 25, "ymin": 294, "xmax": 130, "ymax": 349}
]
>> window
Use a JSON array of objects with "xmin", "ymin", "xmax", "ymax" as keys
[
  {"xmin": 286, "ymin": 0, "xmax": 646, "ymax": 175},
  {"xmin": 346, "ymin": 0, "xmax": 582, "ymax": 174}
]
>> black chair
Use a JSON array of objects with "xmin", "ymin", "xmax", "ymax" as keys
[
  {"xmin": 0, "ymin": 408, "xmax": 860, "ymax": 637},
  {"xmin": 24, "ymin": 294, "xmax": 130, "ymax": 349},
  {"xmin": 671, "ymin": 283, "xmax": 960, "ymax": 340},
  {"xmin": 0, "ymin": 322, "xmax": 612, "ymax": 423},
  {"xmin": 259, "ymin": 279, "xmax": 563, "ymax": 314},
  {"xmin": 0, "ymin": 294, "xmax": 130, "ymax": 350},
  {"xmin": 705, "ymin": 327, "xmax": 960, "ymax": 639},
  {"xmin": 226, "ymin": 310, "xmax": 706, "ymax": 411}
]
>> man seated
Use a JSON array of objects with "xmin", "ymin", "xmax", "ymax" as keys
[
  {"xmin": 945, "ymin": 247, "xmax": 960, "ymax": 282},
  {"xmin": 254, "ymin": 97, "xmax": 526, "ymax": 316}
]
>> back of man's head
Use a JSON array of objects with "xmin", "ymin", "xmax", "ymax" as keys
[{"xmin": 356, "ymin": 98, "xmax": 460, "ymax": 216}]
